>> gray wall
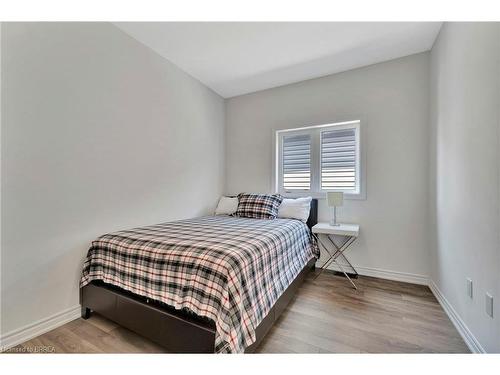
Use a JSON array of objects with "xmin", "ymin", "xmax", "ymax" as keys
[
  {"xmin": 0, "ymin": 23, "xmax": 225, "ymax": 336},
  {"xmin": 429, "ymin": 23, "xmax": 500, "ymax": 352},
  {"xmin": 226, "ymin": 53, "xmax": 431, "ymax": 279}
]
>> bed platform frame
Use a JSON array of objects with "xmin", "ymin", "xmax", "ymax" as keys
[{"xmin": 80, "ymin": 199, "xmax": 318, "ymax": 353}]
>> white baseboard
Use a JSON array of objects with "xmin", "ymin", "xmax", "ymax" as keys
[
  {"xmin": 428, "ymin": 280, "xmax": 485, "ymax": 354},
  {"xmin": 0, "ymin": 305, "xmax": 81, "ymax": 351},
  {"xmin": 322, "ymin": 262, "xmax": 430, "ymax": 285}
]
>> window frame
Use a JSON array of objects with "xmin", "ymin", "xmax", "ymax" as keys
[{"xmin": 275, "ymin": 120, "xmax": 365, "ymax": 200}]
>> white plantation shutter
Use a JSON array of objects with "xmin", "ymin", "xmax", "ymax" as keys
[
  {"xmin": 320, "ymin": 128, "xmax": 357, "ymax": 191},
  {"xmin": 282, "ymin": 134, "xmax": 311, "ymax": 191},
  {"xmin": 277, "ymin": 121, "xmax": 361, "ymax": 195}
]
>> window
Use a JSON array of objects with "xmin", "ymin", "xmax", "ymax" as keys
[
  {"xmin": 282, "ymin": 133, "xmax": 311, "ymax": 191},
  {"xmin": 320, "ymin": 127, "xmax": 356, "ymax": 191},
  {"xmin": 276, "ymin": 120, "xmax": 362, "ymax": 197}
]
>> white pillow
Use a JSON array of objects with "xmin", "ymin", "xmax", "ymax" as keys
[
  {"xmin": 277, "ymin": 197, "xmax": 312, "ymax": 222},
  {"xmin": 215, "ymin": 196, "xmax": 239, "ymax": 215}
]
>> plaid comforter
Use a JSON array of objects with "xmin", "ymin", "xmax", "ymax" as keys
[{"xmin": 80, "ymin": 215, "xmax": 318, "ymax": 353}]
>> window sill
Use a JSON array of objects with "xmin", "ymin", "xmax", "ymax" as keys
[{"xmin": 279, "ymin": 191, "xmax": 366, "ymax": 201}]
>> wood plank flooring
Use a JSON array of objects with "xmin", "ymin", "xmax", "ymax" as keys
[{"xmin": 10, "ymin": 270, "xmax": 469, "ymax": 353}]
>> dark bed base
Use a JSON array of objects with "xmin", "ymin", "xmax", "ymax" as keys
[{"xmin": 80, "ymin": 258, "xmax": 316, "ymax": 353}]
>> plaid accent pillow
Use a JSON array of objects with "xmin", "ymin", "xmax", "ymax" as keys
[{"xmin": 235, "ymin": 193, "xmax": 284, "ymax": 219}]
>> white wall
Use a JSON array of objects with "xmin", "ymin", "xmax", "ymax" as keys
[
  {"xmin": 0, "ymin": 23, "xmax": 225, "ymax": 338},
  {"xmin": 226, "ymin": 53, "xmax": 431, "ymax": 280},
  {"xmin": 429, "ymin": 23, "xmax": 500, "ymax": 353}
]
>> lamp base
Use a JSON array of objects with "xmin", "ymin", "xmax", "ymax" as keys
[{"xmin": 330, "ymin": 206, "xmax": 341, "ymax": 226}]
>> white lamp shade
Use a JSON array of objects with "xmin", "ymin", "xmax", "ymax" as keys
[{"xmin": 327, "ymin": 191, "xmax": 344, "ymax": 207}]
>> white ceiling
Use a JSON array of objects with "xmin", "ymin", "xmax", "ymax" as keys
[{"xmin": 114, "ymin": 22, "xmax": 442, "ymax": 98}]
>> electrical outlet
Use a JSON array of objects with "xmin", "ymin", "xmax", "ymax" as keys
[
  {"xmin": 466, "ymin": 278, "xmax": 473, "ymax": 299},
  {"xmin": 486, "ymin": 293, "xmax": 494, "ymax": 318}
]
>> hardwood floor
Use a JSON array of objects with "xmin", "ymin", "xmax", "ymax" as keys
[{"xmin": 10, "ymin": 270, "xmax": 469, "ymax": 353}]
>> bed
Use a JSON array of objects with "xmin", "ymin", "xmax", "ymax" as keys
[{"xmin": 80, "ymin": 199, "xmax": 318, "ymax": 353}]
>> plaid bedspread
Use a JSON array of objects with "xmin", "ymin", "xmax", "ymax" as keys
[{"xmin": 80, "ymin": 215, "xmax": 318, "ymax": 353}]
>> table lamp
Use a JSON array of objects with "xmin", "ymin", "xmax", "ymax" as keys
[{"xmin": 327, "ymin": 191, "xmax": 343, "ymax": 226}]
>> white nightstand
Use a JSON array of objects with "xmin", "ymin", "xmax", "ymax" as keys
[{"xmin": 312, "ymin": 222, "xmax": 360, "ymax": 289}]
